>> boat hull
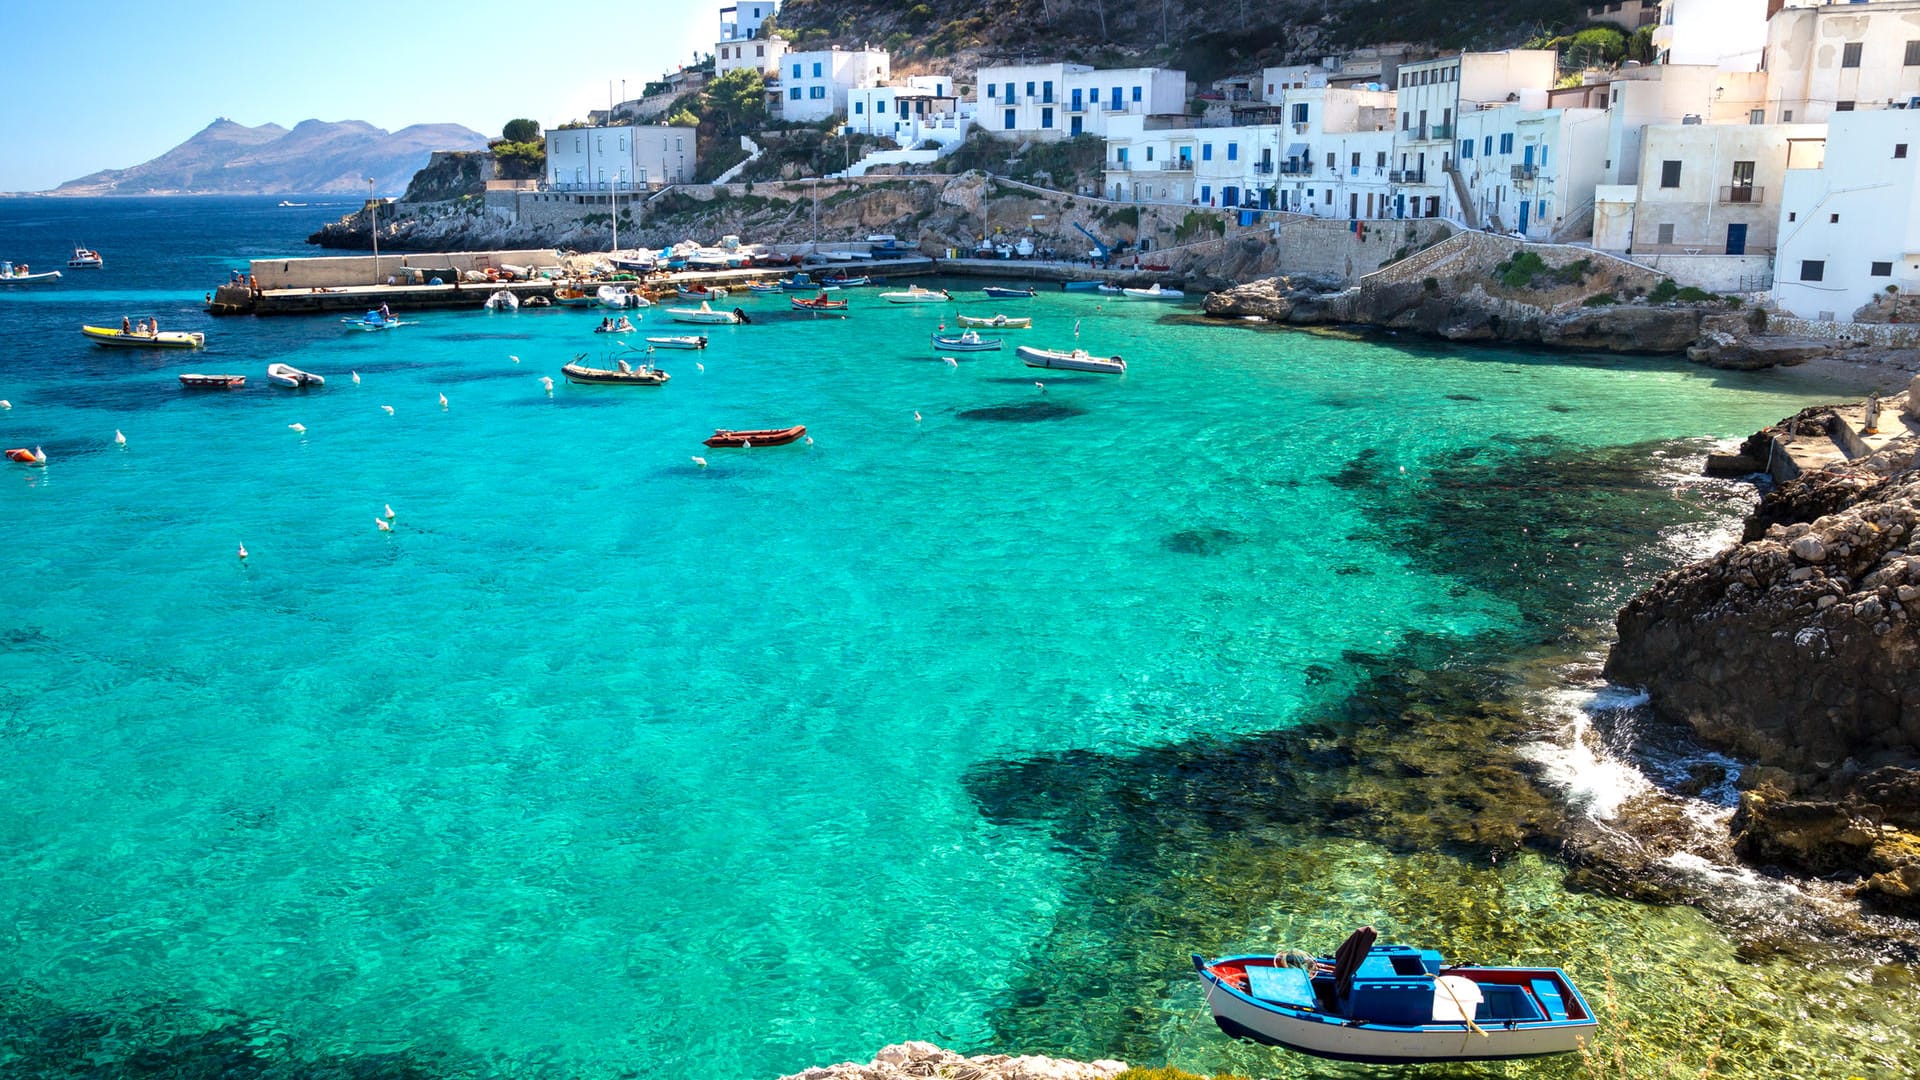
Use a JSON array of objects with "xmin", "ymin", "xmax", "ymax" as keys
[
  {"xmin": 0, "ymin": 271, "xmax": 62, "ymax": 284},
  {"xmin": 793, "ymin": 298, "xmax": 849, "ymax": 311},
  {"xmin": 179, "ymin": 374, "xmax": 246, "ymax": 389},
  {"xmin": 561, "ymin": 363, "xmax": 670, "ymax": 386},
  {"xmin": 645, "ymin": 336, "xmax": 707, "ymax": 349},
  {"xmin": 266, "ymin": 364, "xmax": 325, "ymax": 388},
  {"xmin": 932, "ymin": 334, "xmax": 1002, "ymax": 352},
  {"xmin": 1015, "ymin": 345, "xmax": 1124, "ymax": 373},
  {"xmin": 704, "ymin": 425, "xmax": 805, "ymax": 448},
  {"xmin": 956, "ymin": 315, "xmax": 1030, "ymax": 329},
  {"xmin": 81, "ymin": 326, "xmax": 205, "ymax": 349},
  {"xmin": 881, "ymin": 289, "xmax": 950, "ymax": 304},
  {"xmin": 666, "ymin": 308, "xmax": 741, "ymax": 325},
  {"xmin": 982, "ymin": 287, "xmax": 1034, "ymax": 299}
]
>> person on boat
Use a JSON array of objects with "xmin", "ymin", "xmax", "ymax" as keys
[
  {"xmin": 135, "ymin": 319, "xmax": 149, "ymax": 335},
  {"xmin": 149, "ymin": 316, "xmax": 159, "ymax": 337},
  {"xmin": 379, "ymin": 302, "xmax": 392, "ymax": 321},
  {"xmin": 121, "ymin": 316, "xmax": 131, "ymax": 334}
]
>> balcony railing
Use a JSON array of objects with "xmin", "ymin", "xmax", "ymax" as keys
[
  {"xmin": 1510, "ymin": 164, "xmax": 1538, "ymax": 181},
  {"xmin": 1279, "ymin": 161, "xmax": 1313, "ymax": 176},
  {"xmin": 1253, "ymin": 161, "xmax": 1275, "ymax": 174},
  {"xmin": 1430, "ymin": 123, "xmax": 1454, "ymax": 140},
  {"xmin": 1389, "ymin": 169, "xmax": 1427, "ymax": 184},
  {"xmin": 1719, "ymin": 185, "xmax": 1764, "ymax": 204},
  {"xmin": 1162, "ymin": 160, "xmax": 1194, "ymax": 172}
]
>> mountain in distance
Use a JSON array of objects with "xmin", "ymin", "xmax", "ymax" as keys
[{"xmin": 46, "ymin": 118, "xmax": 489, "ymax": 196}]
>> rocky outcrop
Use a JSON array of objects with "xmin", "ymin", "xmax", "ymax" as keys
[
  {"xmin": 778, "ymin": 1043, "xmax": 1125, "ymax": 1080},
  {"xmin": 1606, "ymin": 407, "xmax": 1920, "ymax": 914}
]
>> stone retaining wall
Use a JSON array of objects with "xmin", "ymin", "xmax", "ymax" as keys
[{"xmin": 1764, "ymin": 316, "xmax": 1920, "ymax": 349}]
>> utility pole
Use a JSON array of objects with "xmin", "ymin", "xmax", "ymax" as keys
[{"xmin": 368, "ymin": 177, "xmax": 379, "ymax": 285}]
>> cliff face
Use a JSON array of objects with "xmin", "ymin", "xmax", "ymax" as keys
[
  {"xmin": 50, "ymin": 118, "xmax": 487, "ymax": 196},
  {"xmin": 1605, "ymin": 404, "xmax": 1920, "ymax": 915}
]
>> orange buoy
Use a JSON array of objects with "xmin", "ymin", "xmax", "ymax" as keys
[{"xmin": 6, "ymin": 447, "xmax": 41, "ymax": 464}]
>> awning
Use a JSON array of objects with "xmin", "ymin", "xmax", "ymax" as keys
[{"xmin": 1285, "ymin": 143, "xmax": 1309, "ymax": 159}]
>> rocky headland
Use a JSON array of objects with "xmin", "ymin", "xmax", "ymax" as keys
[{"xmin": 1606, "ymin": 389, "xmax": 1920, "ymax": 918}]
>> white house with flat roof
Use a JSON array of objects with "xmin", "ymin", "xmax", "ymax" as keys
[
  {"xmin": 1260, "ymin": 64, "xmax": 1331, "ymax": 101},
  {"xmin": 1602, "ymin": 120, "xmax": 1823, "ymax": 256},
  {"xmin": 1774, "ymin": 109, "xmax": 1920, "ymax": 321},
  {"xmin": 545, "ymin": 124, "xmax": 698, "ymax": 190},
  {"xmin": 771, "ymin": 47, "xmax": 889, "ymax": 122},
  {"xmin": 846, "ymin": 77, "xmax": 963, "ymax": 147},
  {"xmin": 1761, "ymin": 0, "xmax": 1920, "ymax": 125},
  {"xmin": 1272, "ymin": 86, "xmax": 1398, "ymax": 219},
  {"xmin": 716, "ymin": 35, "xmax": 787, "ymax": 78},
  {"xmin": 718, "ymin": 2, "xmax": 775, "ymax": 40},
  {"xmin": 976, "ymin": 63, "xmax": 1186, "ymax": 140},
  {"xmin": 1392, "ymin": 50, "xmax": 1558, "ymax": 220},
  {"xmin": 1650, "ymin": 0, "xmax": 1768, "ymax": 69},
  {"xmin": 1454, "ymin": 104, "xmax": 1609, "ymax": 238},
  {"xmin": 1102, "ymin": 117, "xmax": 1283, "ymax": 209}
]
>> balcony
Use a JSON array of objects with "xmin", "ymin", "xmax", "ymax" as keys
[
  {"xmin": 1279, "ymin": 161, "xmax": 1313, "ymax": 176},
  {"xmin": 1162, "ymin": 159, "xmax": 1194, "ymax": 172},
  {"xmin": 1253, "ymin": 161, "xmax": 1275, "ymax": 174},
  {"xmin": 1719, "ymin": 185, "xmax": 1765, "ymax": 204},
  {"xmin": 1510, "ymin": 164, "xmax": 1538, "ymax": 182},
  {"xmin": 1429, "ymin": 123, "xmax": 1453, "ymax": 140},
  {"xmin": 1389, "ymin": 169, "xmax": 1427, "ymax": 184}
]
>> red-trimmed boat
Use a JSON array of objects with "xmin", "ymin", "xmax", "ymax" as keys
[
  {"xmin": 703, "ymin": 425, "xmax": 806, "ymax": 448},
  {"xmin": 1193, "ymin": 928, "xmax": 1596, "ymax": 1065},
  {"xmin": 179, "ymin": 374, "xmax": 247, "ymax": 389},
  {"xmin": 791, "ymin": 292, "xmax": 848, "ymax": 312}
]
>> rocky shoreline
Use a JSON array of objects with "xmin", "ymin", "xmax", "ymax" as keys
[{"xmin": 777, "ymin": 1042, "xmax": 1125, "ymax": 1080}]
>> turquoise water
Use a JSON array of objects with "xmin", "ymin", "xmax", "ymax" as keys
[{"xmin": 0, "ymin": 198, "xmax": 1903, "ymax": 1078}]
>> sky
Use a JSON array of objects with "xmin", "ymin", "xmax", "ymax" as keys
[{"xmin": 0, "ymin": 0, "xmax": 716, "ymax": 192}]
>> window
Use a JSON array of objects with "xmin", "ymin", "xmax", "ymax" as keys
[
  {"xmin": 756, "ymin": 45, "xmax": 764, "ymax": 57},
  {"xmin": 1908, "ymin": 40, "xmax": 1920, "ymax": 66},
  {"xmin": 618, "ymin": 136, "xmax": 626, "ymax": 151},
  {"xmin": 1750, "ymin": 109, "xmax": 1765, "ymax": 125},
  {"xmin": 1042, "ymin": 80, "xmax": 1053, "ymax": 103},
  {"xmin": 790, "ymin": 88, "xmax": 801, "ymax": 100},
  {"xmin": 1202, "ymin": 143, "xmax": 1213, "ymax": 161},
  {"xmin": 1484, "ymin": 136, "xmax": 1493, "ymax": 155},
  {"xmin": 1657, "ymin": 223, "xmax": 1675, "ymax": 245},
  {"xmin": 1326, "ymin": 151, "xmax": 1336, "ymax": 168},
  {"xmin": 1376, "ymin": 151, "xmax": 1387, "ymax": 167},
  {"xmin": 1842, "ymin": 42, "xmax": 1862, "ymax": 68},
  {"xmin": 813, "ymin": 62, "xmax": 823, "ymax": 77},
  {"xmin": 1783, "ymin": 109, "xmax": 1794, "ymax": 122},
  {"xmin": 1402, "ymin": 113, "xmax": 1410, "ymax": 131},
  {"xmin": 1132, "ymin": 86, "xmax": 1142, "ymax": 102},
  {"xmin": 1026, "ymin": 80, "xmax": 1035, "ymax": 98},
  {"xmin": 1351, "ymin": 152, "xmax": 1361, "ymax": 168},
  {"xmin": 809, "ymin": 86, "xmax": 825, "ymax": 99},
  {"xmin": 1788, "ymin": 212, "xmax": 1797, "ymax": 222},
  {"xmin": 1836, "ymin": 101, "xmax": 1855, "ymax": 112},
  {"xmin": 987, "ymin": 83, "xmax": 997, "ymax": 98},
  {"xmin": 1660, "ymin": 160, "xmax": 1682, "ymax": 188},
  {"xmin": 1831, "ymin": 213, "xmax": 1840, "ymax": 223},
  {"xmin": 1902, "ymin": 144, "xmax": 1912, "ymax": 160},
  {"xmin": 1227, "ymin": 142, "xmax": 1238, "ymax": 161},
  {"xmin": 1872, "ymin": 261, "xmax": 1894, "ymax": 277},
  {"xmin": 1117, "ymin": 148, "xmax": 1128, "ymax": 164},
  {"xmin": 1499, "ymin": 133, "xmax": 1514, "ymax": 154},
  {"xmin": 792, "ymin": 63, "xmax": 801, "ymax": 78},
  {"xmin": 1040, "ymin": 107, "xmax": 1053, "ymax": 128},
  {"xmin": 1461, "ymin": 139, "xmax": 1473, "ymax": 159},
  {"xmin": 1146, "ymin": 147, "xmax": 1154, "ymax": 162},
  {"xmin": 1730, "ymin": 160, "xmax": 1755, "ymax": 201},
  {"xmin": 854, "ymin": 101, "xmax": 864, "ymax": 114},
  {"xmin": 1006, "ymin": 82, "xmax": 1016, "ymax": 102},
  {"xmin": 1801, "ymin": 260, "xmax": 1825, "ymax": 282}
]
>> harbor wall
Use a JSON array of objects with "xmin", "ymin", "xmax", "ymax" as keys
[{"xmin": 249, "ymin": 250, "xmax": 562, "ymax": 291}]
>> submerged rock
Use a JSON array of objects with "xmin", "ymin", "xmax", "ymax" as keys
[{"xmin": 779, "ymin": 1042, "xmax": 1125, "ymax": 1080}]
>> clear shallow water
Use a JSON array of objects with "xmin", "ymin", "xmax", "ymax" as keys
[{"xmin": 0, "ymin": 197, "xmax": 1909, "ymax": 1078}]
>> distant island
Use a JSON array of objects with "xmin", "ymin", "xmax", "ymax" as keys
[{"xmin": 43, "ymin": 117, "xmax": 488, "ymax": 197}]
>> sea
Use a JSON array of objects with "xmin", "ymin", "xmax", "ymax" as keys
[{"xmin": 0, "ymin": 195, "xmax": 1914, "ymax": 1079}]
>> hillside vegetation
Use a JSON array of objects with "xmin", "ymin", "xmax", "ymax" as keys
[{"xmin": 777, "ymin": 0, "xmax": 1590, "ymax": 82}]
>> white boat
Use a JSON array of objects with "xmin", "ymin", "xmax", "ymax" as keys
[
  {"xmin": 880, "ymin": 285, "xmax": 952, "ymax": 304},
  {"xmin": 277, "ymin": 200, "xmax": 309, "ymax": 208},
  {"xmin": 485, "ymin": 289, "xmax": 519, "ymax": 311},
  {"xmin": 666, "ymin": 301, "xmax": 744, "ymax": 325},
  {"xmin": 956, "ymin": 313, "xmax": 1031, "ymax": 329},
  {"xmin": 1121, "ymin": 283, "xmax": 1185, "ymax": 300},
  {"xmin": 1193, "ymin": 932, "xmax": 1597, "ymax": 1065},
  {"xmin": 594, "ymin": 317, "xmax": 638, "ymax": 335},
  {"xmin": 1016, "ymin": 345, "xmax": 1126, "ymax": 374},
  {"xmin": 266, "ymin": 363, "xmax": 326, "ymax": 388},
  {"xmin": 1095, "ymin": 284, "xmax": 1125, "ymax": 295},
  {"xmin": 597, "ymin": 285, "xmax": 650, "ymax": 308},
  {"xmin": 0, "ymin": 262, "xmax": 59, "ymax": 284},
  {"xmin": 931, "ymin": 330, "xmax": 1003, "ymax": 352},
  {"xmin": 645, "ymin": 335, "xmax": 708, "ymax": 349},
  {"xmin": 67, "ymin": 246, "xmax": 103, "ymax": 269},
  {"xmin": 677, "ymin": 285, "xmax": 729, "ymax": 301},
  {"xmin": 80, "ymin": 324, "xmax": 205, "ymax": 349}
]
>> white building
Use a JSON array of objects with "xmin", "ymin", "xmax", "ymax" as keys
[
  {"xmin": 1590, "ymin": 65, "xmax": 1771, "ymax": 188},
  {"xmin": 976, "ymin": 63, "xmax": 1187, "ymax": 140},
  {"xmin": 1272, "ymin": 87, "xmax": 1399, "ymax": 219},
  {"xmin": 1598, "ymin": 120, "xmax": 1822, "ymax": 255},
  {"xmin": 1586, "ymin": 1, "xmax": 1660, "ymax": 32},
  {"xmin": 718, "ymin": 2, "xmax": 775, "ymax": 40},
  {"xmin": 1392, "ymin": 50, "xmax": 1559, "ymax": 220},
  {"xmin": 1260, "ymin": 64, "xmax": 1332, "ymax": 101},
  {"xmin": 544, "ymin": 124, "xmax": 698, "ymax": 190},
  {"xmin": 1455, "ymin": 104, "xmax": 1610, "ymax": 239},
  {"xmin": 846, "ymin": 77, "xmax": 962, "ymax": 146},
  {"xmin": 1774, "ymin": 109, "xmax": 1920, "ymax": 321},
  {"xmin": 1761, "ymin": 0, "xmax": 1920, "ymax": 125},
  {"xmin": 772, "ymin": 47, "xmax": 889, "ymax": 122},
  {"xmin": 1102, "ymin": 117, "xmax": 1281, "ymax": 208},
  {"xmin": 1650, "ymin": 0, "xmax": 1768, "ymax": 70},
  {"xmin": 716, "ymin": 35, "xmax": 787, "ymax": 78}
]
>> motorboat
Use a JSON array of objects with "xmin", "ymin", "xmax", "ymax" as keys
[
  {"xmin": 1121, "ymin": 283, "xmax": 1185, "ymax": 300},
  {"xmin": 703, "ymin": 425, "xmax": 806, "ymax": 448},
  {"xmin": 1096, "ymin": 283, "xmax": 1126, "ymax": 295},
  {"xmin": 611, "ymin": 252, "xmax": 657, "ymax": 273},
  {"xmin": 594, "ymin": 317, "xmax": 638, "ymax": 334},
  {"xmin": 792, "ymin": 292, "xmax": 849, "ymax": 312},
  {"xmin": 561, "ymin": 355, "xmax": 670, "ymax": 386},
  {"xmin": 1016, "ymin": 345, "xmax": 1126, "ymax": 374},
  {"xmin": 982, "ymin": 285, "xmax": 1036, "ymax": 299},
  {"xmin": 956, "ymin": 313, "xmax": 1031, "ymax": 329},
  {"xmin": 277, "ymin": 200, "xmax": 308, "ymax": 208},
  {"xmin": 0, "ymin": 262, "xmax": 60, "ymax": 284},
  {"xmin": 931, "ymin": 330, "xmax": 1003, "ymax": 352},
  {"xmin": 178, "ymin": 373, "xmax": 247, "ymax": 389},
  {"xmin": 780, "ymin": 273, "xmax": 836, "ymax": 292},
  {"xmin": 821, "ymin": 274, "xmax": 871, "ymax": 287},
  {"xmin": 645, "ymin": 335, "xmax": 708, "ymax": 350},
  {"xmin": 5, "ymin": 447, "xmax": 47, "ymax": 465},
  {"xmin": 80, "ymin": 325, "xmax": 206, "ymax": 349},
  {"xmin": 342, "ymin": 310, "xmax": 405, "ymax": 331},
  {"xmin": 485, "ymin": 289, "xmax": 519, "ymax": 311},
  {"xmin": 553, "ymin": 286, "xmax": 596, "ymax": 307},
  {"xmin": 666, "ymin": 302, "xmax": 745, "ymax": 325},
  {"xmin": 1193, "ymin": 929, "xmax": 1597, "ymax": 1064},
  {"xmin": 267, "ymin": 363, "xmax": 325, "ymax": 388},
  {"xmin": 67, "ymin": 246, "xmax": 103, "ymax": 269},
  {"xmin": 746, "ymin": 281, "xmax": 785, "ymax": 295},
  {"xmin": 677, "ymin": 285, "xmax": 729, "ymax": 301},
  {"xmin": 880, "ymin": 285, "xmax": 951, "ymax": 304},
  {"xmin": 598, "ymin": 285, "xmax": 649, "ymax": 308},
  {"xmin": 1061, "ymin": 280, "xmax": 1106, "ymax": 292}
]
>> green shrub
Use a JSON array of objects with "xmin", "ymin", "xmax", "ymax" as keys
[
  {"xmin": 1582, "ymin": 292, "xmax": 1618, "ymax": 306},
  {"xmin": 1674, "ymin": 285, "xmax": 1718, "ymax": 303},
  {"xmin": 1423, "ymin": 276, "xmax": 1439, "ymax": 292},
  {"xmin": 1648, "ymin": 278, "xmax": 1680, "ymax": 304}
]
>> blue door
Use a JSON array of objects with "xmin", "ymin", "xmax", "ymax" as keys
[
  {"xmin": 1111, "ymin": 87, "xmax": 1122, "ymax": 111},
  {"xmin": 1522, "ymin": 144, "xmax": 1535, "ymax": 166},
  {"xmin": 1727, "ymin": 223, "xmax": 1747, "ymax": 255},
  {"xmin": 1518, "ymin": 200, "xmax": 1530, "ymax": 234},
  {"xmin": 1070, "ymin": 116, "xmax": 1082, "ymax": 136},
  {"xmin": 1223, "ymin": 185, "xmax": 1239, "ymax": 206},
  {"xmin": 1072, "ymin": 88, "xmax": 1082, "ymax": 111},
  {"xmin": 1394, "ymin": 194, "xmax": 1405, "ymax": 219}
]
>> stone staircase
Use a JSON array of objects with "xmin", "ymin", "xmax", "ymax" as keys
[{"xmin": 1444, "ymin": 163, "xmax": 1478, "ymax": 229}]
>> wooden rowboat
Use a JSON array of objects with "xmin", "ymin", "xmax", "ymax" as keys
[
  {"xmin": 703, "ymin": 424, "xmax": 806, "ymax": 448},
  {"xmin": 792, "ymin": 293, "xmax": 849, "ymax": 311}
]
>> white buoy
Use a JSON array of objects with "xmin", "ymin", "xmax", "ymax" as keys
[
  {"xmin": 0, "ymin": 400, "xmax": 10, "ymax": 409},
  {"xmin": 384, "ymin": 503, "xmax": 396, "ymax": 520},
  {"xmin": 540, "ymin": 376, "xmax": 554, "ymax": 394},
  {"xmin": 376, "ymin": 517, "xmax": 392, "ymax": 532},
  {"xmin": 381, "ymin": 405, "xmax": 395, "ymax": 415},
  {"xmin": 742, "ymin": 440, "xmax": 752, "ymax": 449},
  {"xmin": 804, "ymin": 436, "xmax": 814, "ymax": 446},
  {"xmin": 237, "ymin": 543, "xmax": 248, "ymax": 560},
  {"xmin": 114, "ymin": 429, "xmax": 126, "ymax": 446},
  {"xmin": 691, "ymin": 455, "xmax": 708, "ymax": 468},
  {"xmin": 913, "ymin": 411, "xmax": 922, "ymax": 423},
  {"xmin": 696, "ymin": 362, "xmax": 705, "ymax": 373},
  {"xmin": 288, "ymin": 423, "xmax": 306, "ymax": 434},
  {"xmin": 438, "ymin": 393, "xmax": 449, "ymax": 410},
  {"xmin": 351, "ymin": 371, "xmax": 361, "ymax": 385},
  {"xmin": 943, "ymin": 356, "xmax": 957, "ymax": 367},
  {"xmin": 509, "ymin": 354, "xmax": 520, "ymax": 364},
  {"xmin": 1035, "ymin": 381, "xmax": 1045, "ymax": 392},
  {"xmin": 32, "ymin": 446, "xmax": 45, "ymax": 463}
]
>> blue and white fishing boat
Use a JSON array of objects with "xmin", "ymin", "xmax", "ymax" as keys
[
  {"xmin": 780, "ymin": 273, "xmax": 838, "ymax": 292},
  {"xmin": 1193, "ymin": 928, "xmax": 1596, "ymax": 1065},
  {"xmin": 342, "ymin": 310, "xmax": 405, "ymax": 331},
  {"xmin": 931, "ymin": 330, "xmax": 1002, "ymax": 352}
]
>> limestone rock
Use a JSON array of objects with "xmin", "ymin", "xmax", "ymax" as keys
[{"xmin": 779, "ymin": 1042, "xmax": 1127, "ymax": 1080}]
